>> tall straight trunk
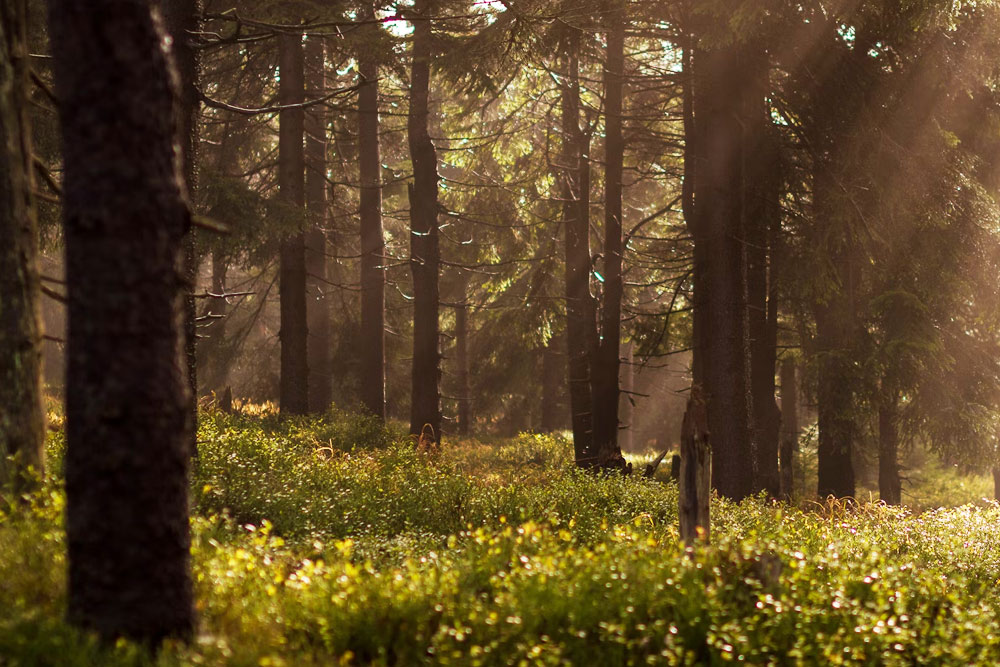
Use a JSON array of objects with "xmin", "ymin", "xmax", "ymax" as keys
[
  {"xmin": 304, "ymin": 34, "xmax": 331, "ymax": 413},
  {"xmin": 590, "ymin": 0, "xmax": 627, "ymax": 470},
  {"xmin": 561, "ymin": 45, "xmax": 597, "ymax": 466},
  {"xmin": 0, "ymin": 0, "xmax": 45, "ymax": 483},
  {"xmin": 50, "ymin": 0, "xmax": 194, "ymax": 642},
  {"xmin": 278, "ymin": 31, "xmax": 309, "ymax": 415},
  {"xmin": 692, "ymin": 42, "xmax": 755, "ymax": 500},
  {"xmin": 878, "ymin": 389, "xmax": 901, "ymax": 505},
  {"xmin": 680, "ymin": 39, "xmax": 704, "ymax": 388},
  {"xmin": 358, "ymin": 2, "xmax": 385, "ymax": 420},
  {"xmin": 779, "ymin": 356, "xmax": 798, "ymax": 500},
  {"xmin": 993, "ymin": 468, "xmax": 1000, "ymax": 502},
  {"xmin": 540, "ymin": 339, "xmax": 562, "ymax": 432},
  {"xmin": 455, "ymin": 291, "xmax": 470, "ymax": 436},
  {"xmin": 619, "ymin": 341, "xmax": 634, "ymax": 451},
  {"xmin": 746, "ymin": 50, "xmax": 780, "ymax": 497},
  {"xmin": 407, "ymin": 0, "xmax": 441, "ymax": 443},
  {"xmin": 203, "ymin": 251, "xmax": 229, "ymax": 394},
  {"xmin": 162, "ymin": 0, "xmax": 201, "ymax": 420}
]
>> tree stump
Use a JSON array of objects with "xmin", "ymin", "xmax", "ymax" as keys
[{"xmin": 679, "ymin": 389, "xmax": 711, "ymax": 542}]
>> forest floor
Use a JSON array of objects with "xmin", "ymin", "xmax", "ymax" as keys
[{"xmin": 2, "ymin": 406, "xmax": 1000, "ymax": 665}]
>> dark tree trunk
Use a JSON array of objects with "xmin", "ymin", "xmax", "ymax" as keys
[
  {"xmin": 680, "ymin": 38, "xmax": 704, "ymax": 389},
  {"xmin": 278, "ymin": 31, "xmax": 309, "ymax": 415},
  {"xmin": 679, "ymin": 389, "xmax": 711, "ymax": 542},
  {"xmin": 878, "ymin": 389, "xmax": 902, "ymax": 505},
  {"xmin": 590, "ymin": 0, "xmax": 627, "ymax": 470},
  {"xmin": 778, "ymin": 356, "xmax": 798, "ymax": 500},
  {"xmin": 358, "ymin": 2, "xmax": 385, "ymax": 421},
  {"xmin": 455, "ymin": 291, "xmax": 470, "ymax": 436},
  {"xmin": 691, "ymin": 41, "xmax": 756, "ymax": 500},
  {"xmin": 49, "ymin": 0, "xmax": 194, "ymax": 642},
  {"xmin": 407, "ymin": 0, "xmax": 441, "ymax": 443},
  {"xmin": 0, "ymin": 0, "xmax": 45, "ymax": 483},
  {"xmin": 304, "ymin": 34, "xmax": 331, "ymax": 413},
  {"xmin": 745, "ymin": 50, "xmax": 780, "ymax": 497},
  {"xmin": 161, "ymin": 0, "xmax": 201, "ymax": 428},
  {"xmin": 619, "ymin": 341, "xmax": 634, "ymax": 451},
  {"xmin": 560, "ymin": 45, "xmax": 597, "ymax": 466},
  {"xmin": 541, "ymin": 338, "xmax": 562, "ymax": 432}
]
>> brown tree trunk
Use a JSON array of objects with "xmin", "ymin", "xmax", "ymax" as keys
[
  {"xmin": 50, "ymin": 0, "xmax": 194, "ymax": 642},
  {"xmin": 278, "ymin": 30, "xmax": 309, "ymax": 415},
  {"xmin": 201, "ymin": 251, "xmax": 229, "ymax": 394},
  {"xmin": 878, "ymin": 389, "xmax": 902, "ymax": 505},
  {"xmin": 455, "ymin": 291, "xmax": 470, "ymax": 436},
  {"xmin": 680, "ymin": 38, "xmax": 704, "ymax": 389},
  {"xmin": 590, "ymin": 0, "xmax": 627, "ymax": 471},
  {"xmin": 358, "ymin": 1, "xmax": 385, "ymax": 421},
  {"xmin": 408, "ymin": 0, "xmax": 441, "ymax": 443},
  {"xmin": 679, "ymin": 389, "xmax": 711, "ymax": 542},
  {"xmin": 692, "ymin": 41, "xmax": 755, "ymax": 500},
  {"xmin": 0, "ymin": 0, "xmax": 45, "ymax": 483},
  {"xmin": 304, "ymin": 34, "xmax": 331, "ymax": 413},
  {"xmin": 779, "ymin": 356, "xmax": 798, "ymax": 500},
  {"xmin": 993, "ymin": 468, "xmax": 1000, "ymax": 502},
  {"xmin": 619, "ymin": 341, "xmax": 635, "ymax": 451}
]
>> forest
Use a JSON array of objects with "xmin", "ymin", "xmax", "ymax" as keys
[{"xmin": 3, "ymin": 0, "xmax": 1000, "ymax": 663}]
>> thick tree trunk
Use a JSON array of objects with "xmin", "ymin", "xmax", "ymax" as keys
[
  {"xmin": 50, "ymin": 0, "xmax": 194, "ymax": 642},
  {"xmin": 590, "ymin": 0, "xmax": 627, "ymax": 471},
  {"xmin": 878, "ymin": 390, "xmax": 902, "ymax": 505},
  {"xmin": 358, "ymin": 2, "xmax": 385, "ymax": 421},
  {"xmin": 304, "ymin": 34, "xmax": 331, "ymax": 413},
  {"xmin": 408, "ymin": 0, "xmax": 441, "ymax": 443},
  {"xmin": 0, "ymin": 0, "xmax": 45, "ymax": 483},
  {"xmin": 455, "ymin": 293, "xmax": 470, "ymax": 436},
  {"xmin": 779, "ymin": 356, "xmax": 798, "ymax": 500},
  {"xmin": 278, "ymin": 31, "xmax": 309, "ymax": 415},
  {"xmin": 679, "ymin": 389, "xmax": 711, "ymax": 542},
  {"xmin": 560, "ymin": 46, "xmax": 597, "ymax": 466},
  {"xmin": 692, "ymin": 42, "xmax": 756, "ymax": 500}
]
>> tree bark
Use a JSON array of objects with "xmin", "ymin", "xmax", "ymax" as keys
[
  {"xmin": 304, "ymin": 34, "xmax": 331, "ymax": 413},
  {"xmin": 692, "ymin": 41, "xmax": 756, "ymax": 500},
  {"xmin": 201, "ymin": 251, "xmax": 229, "ymax": 395},
  {"xmin": 878, "ymin": 389, "xmax": 901, "ymax": 505},
  {"xmin": 407, "ymin": 0, "xmax": 441, "ymax": 443},
  {"xmin": 278, "ymin": 31, "xmax": 309, "ymax": 415},
  {"xmin": 358, "ymin": 2, "xmax": 385, "ymax": 421},
  {"xmin": 619, "ymin": 341, "xmax": 635, "ymax": 451},
  {"xmin": 778, "ymin": 356, "xmax": 798, "ymax": 500},
  {"xmin": 590, "ymin": 0, "xmax": 627, "ymax": 470},
  {"xmin": 0, "ymin": 0, "xmax": 45, "ymax": 483},
  {"xmin": 49, "ymin": 0, "xmax": 194, "ymax": 642},
  {"xmin": 679, "ymin": 389, "xmax": 711, "ymax": 542}
]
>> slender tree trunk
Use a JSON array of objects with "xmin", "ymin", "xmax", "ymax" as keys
[
  {"xmin": 541, "ymin": 338, "xmax": 562, "ymax": 432},
  {"xmin": 779, "ymin": 356, "xmax": 798, "ymax": 500},
  {"xmin": 408, "ymin": 0, "xmax": 441, "ymax": 443},
  {"xmin": 203, "ymin": 252, "xmax": 229, "ymax": 394},
  {"xmin": 993, "ymin": 468, "xmax": 1000, "ymax": 502},
  {"xmin": 304, "ymin": 34, "xmax": 331, "ymax": 413},
  {"xmin": 878, "ymin": 389, "xmax": 901, "ymax": 505},
  {"xmin": 0, "ymin": 0, "xmax": 45, "ymax": 483},
  {"xmin": 692, "ymin": 41, "xmax": 755, "ymax": 500},
  {"xmin": 679, "ymin": 389, "xmax": 711, "ymax": 542},
  {"xmin": 358, "ymin": 2, "xmax": 385, "ymax": 420},
  {"xmin": 680, "ymin": 38, "xmax": 704, "ymax": 388},
  {"xmin": 619, "ymin": 341, "xmax": 634, "ymax": 451},
  {"xmin": 278, "ymin": 31, "xmax": 309, "ymax": 415},
  {"xmin": 590, "ymin": 0, "xmax": 627, "ymax": 470},
  {"xmin": 455, "ymin": 289, "xmax": 470, "ymax": 436},
  {"xmin": 50, "ymin": 0, "xmax": 194, "ymax": 642}
]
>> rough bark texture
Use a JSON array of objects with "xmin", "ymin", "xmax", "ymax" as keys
[
  {"xmin": 0, "ymin": 0, "xmax": 45, "ymax": 483},
  {"xmin": 878, "ymin": 390, "xmax": 901, "ymax": 505},
  {"xmin": 278, "ymin": 31, "xmax": 309, "ymax": 415},
  {"xmin": 358, "ymin": 1, "xmax": 385, "ymax": 420},
  {"xmin": 679, "ymin": 390, "xmax": 711, "ymax": 542},
  {"xmin": 590, "ymin": 0, "xmax": 627, "ymax": 470},
  {"xmin": 692, "ymin": 42, "xmax": 756, "ymax": 500},
  {"xmin": 304, "ymin": 34, "xmax": 331, "ymax": 413},
  {"xmin": 779, "ymin": 356, "xmax": 798, "ymax": 500},
  {"xmin": 407, "ymin": 0, "xmax": 441, "ymax": 443},
  {"xmin": 49, "ymin": 0, "xmax": 194, "ymax": 642}
]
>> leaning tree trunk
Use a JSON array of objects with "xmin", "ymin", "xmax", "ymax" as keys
[
  {"xmin": 590, "ymin": 0, "xmax": 627, "ymax": 471},
  {"xmin": 49, "ymin": 0, "xmax": 194, "ymax": 642},
  {"xmin": 0, "ymin": 0, "xmax": 45, "ymax": 484},
  {"xmin": 778, "ymin": 356, "xmax": 799, "ymax": 500},
  {"xmin": 358, "ymin": 1, "xmax": 386, "ymax": 421},
  {"xmin": 878, "ymin": 389, "xmax": 902, "ymax": 505},
  {"xmin": 278, "ymin": 30, "xmax": 309, "ymax": 415},
  {"xmin": 304, "ymin": 33, "xmax": 332, "ymax": 413},
  {"xmin": 692, "ymin": 40, "xmax": 756, "ymax": 500},
  {"xmin": 407, "ymin": 0, "xmax": 442, "ymax": 443}
]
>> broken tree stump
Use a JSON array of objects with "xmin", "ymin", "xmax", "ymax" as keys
[{"xmin": 679, "ymin": 388, "xmax": 711, "ymax": 543}]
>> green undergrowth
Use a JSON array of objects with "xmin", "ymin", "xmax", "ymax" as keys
[{"xmin": 3, "ymin": 409, "xmax": 1000, "ymax": 665}]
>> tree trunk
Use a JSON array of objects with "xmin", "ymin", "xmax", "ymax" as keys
[
  {"xmin": 680, "ymin": 38, "xmax": 704, "ymax": 389},
  {"xmin": 278, "ymin": 31, "xmax": 309, "ymax": 415},
  {"xmin": 407, "ymin": 0, "xmax": 441, "ymax": 443},
  {"xmin": 455, "ymin": 291, "xmax": 470, "ymax": 436},
  {"xmin": 590, "ymin": 0, "xmax": 627, "ymax": 471},
  {"xmin": 619, "ymin": 341, "xmax": 635, "ymax": 451},
  {"xmin": 993, "ymin": 468, "xmax": 1000, "ymax": 502},
  {"xmin": 50, "ymin": 0, "xmax": 194, "ymax": 642},
  {"xmin": 304, "ymin": 34, "xmax": 331, "ymax": 414},
  {"xmin": 778, "ymin": 356, "xmax": 798, "ymax": 500},
  {"xmin": 0, "ymin": 0, "xmax": 45, "ymax": 483},
  {"xmin": 560, "ymin": 44, "xmax": 597, "ymax": 466},
  {"xmin": 358, "ymin": 1, "xmax": 385, "ymax": 421},
  {"xmin": 679, "ymin": 389, "xmax": 711, "ymax": 542},
  {"xmin": 878, "ymin": 390, "xmax": 901, "ymax": 505},
  {"xmin": 692, "ymin": 41, "xmax": 755, "ymax": 500},
  {"xmin": 201, "ymin": 251, "xmax": 229, "ymax": 394}
]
